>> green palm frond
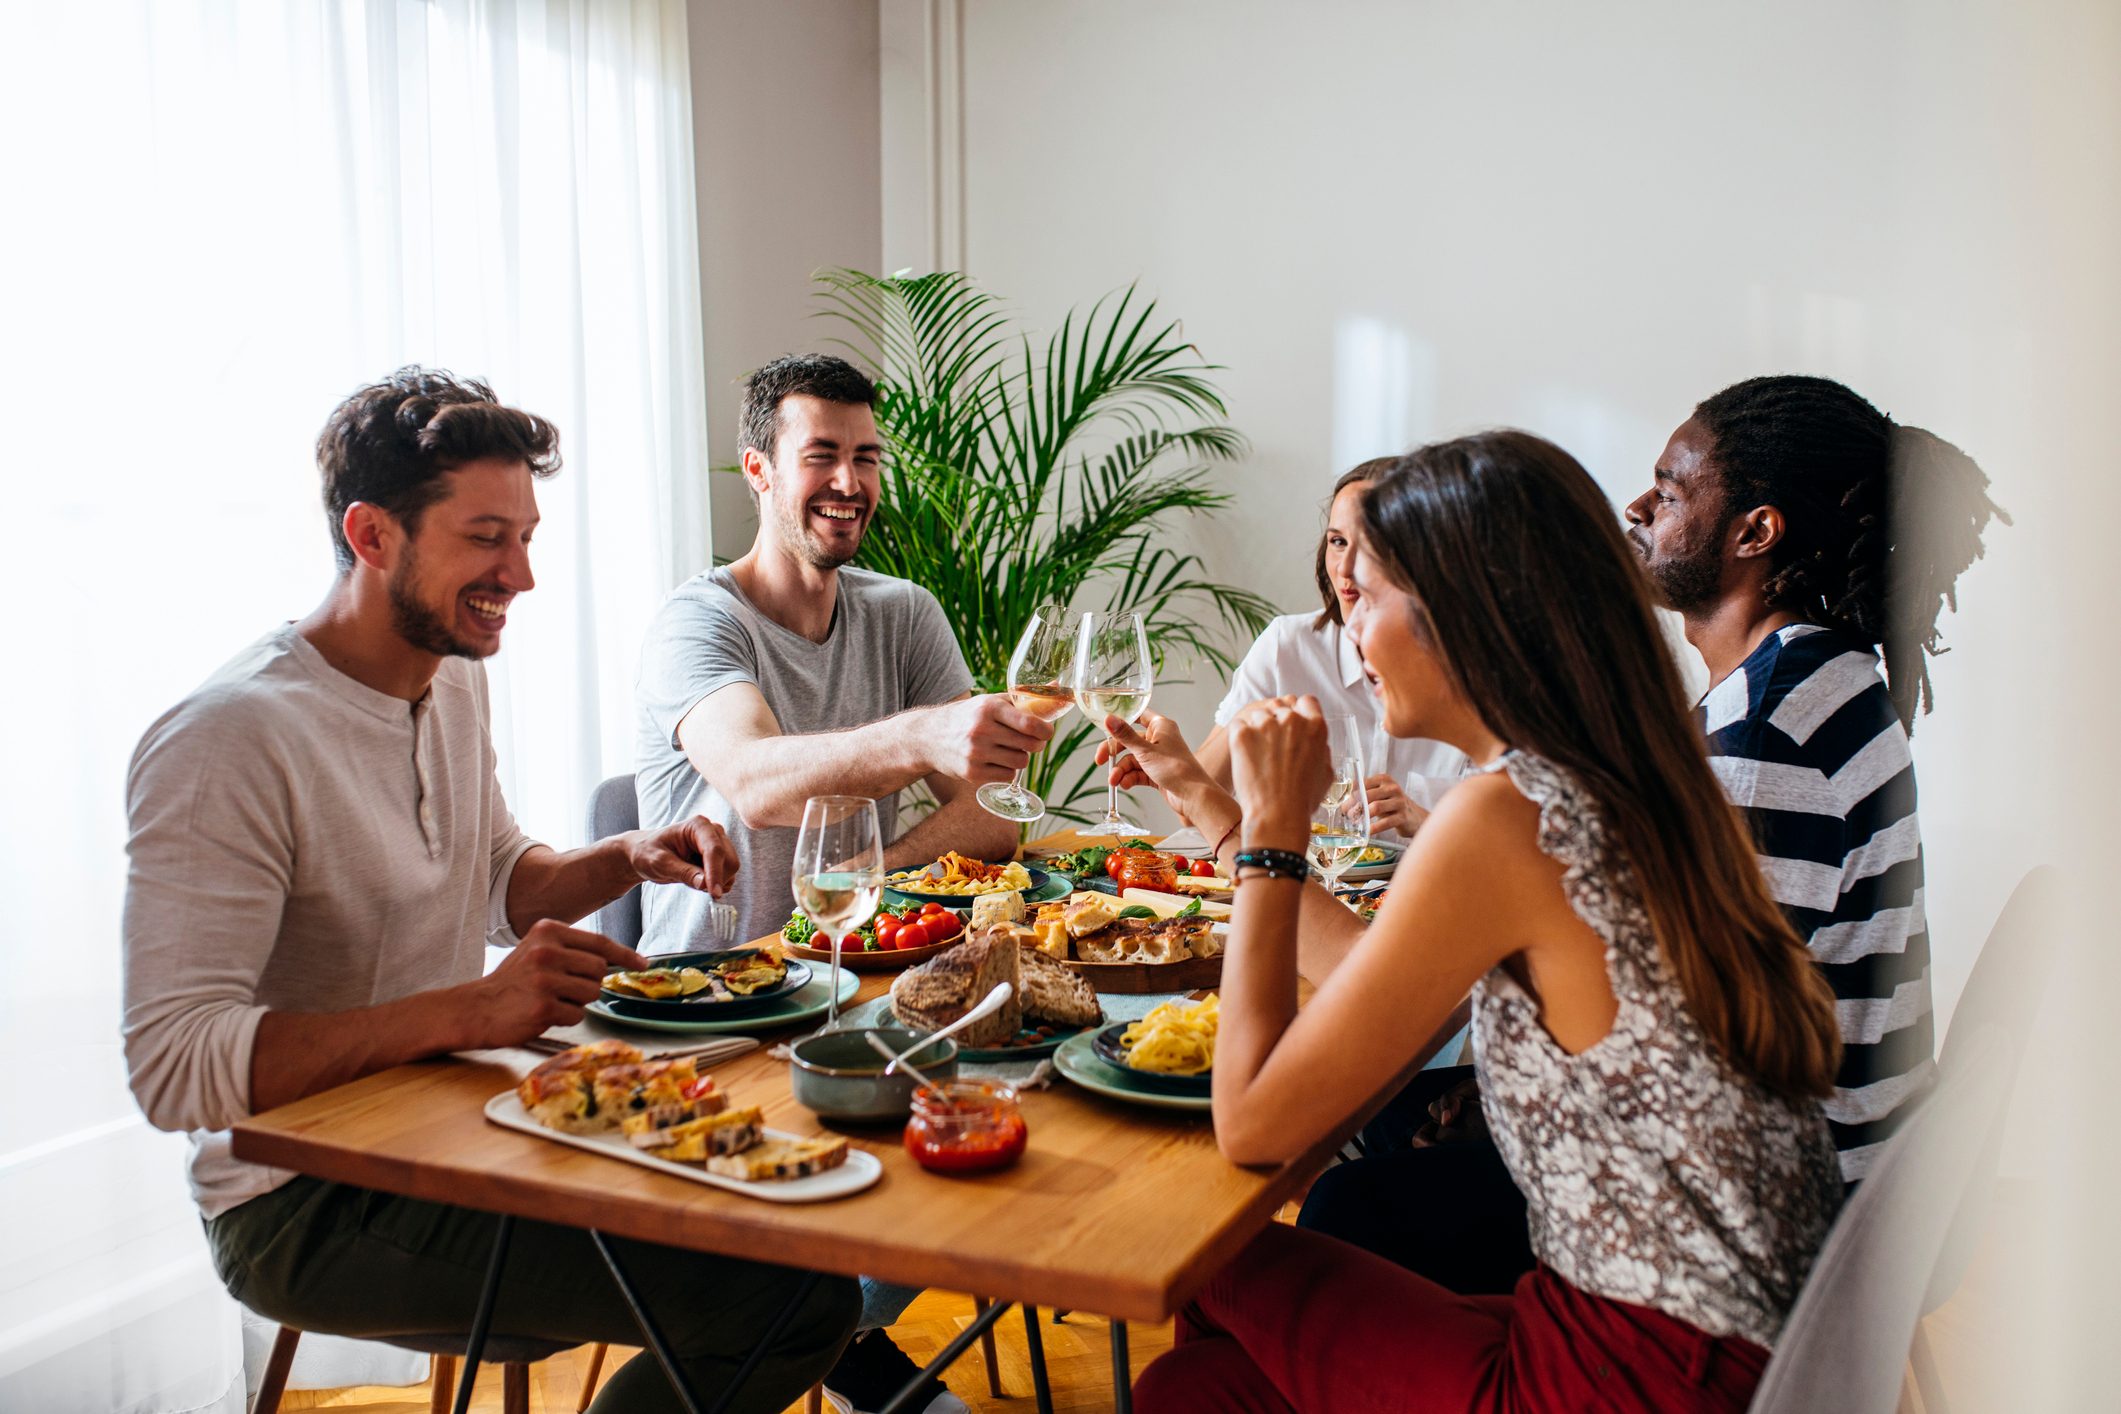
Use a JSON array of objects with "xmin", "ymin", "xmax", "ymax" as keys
[{"xmin": 817, "ymin": 268, "xmax": 1273, "ymax": 825}]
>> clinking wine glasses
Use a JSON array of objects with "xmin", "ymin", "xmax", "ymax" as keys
[
  {"xmin": 1075, "ymin": 610, "xmax": 1156, "ymax": 838},
  {"xmin": 791, "ymin": 795, "xmax": 884, "ymax": 1026},
  {"xmin": 976, "ymin": 605, "xmax": 1078, "ymax": 823}
]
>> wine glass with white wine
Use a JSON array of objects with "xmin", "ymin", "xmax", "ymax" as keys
[
  {"xmin": 1074, "ymin": 610, "xmax": 1156, "ymax": 837},
  {"xmin": 976, "ymin": 605, "xmax": 1078, "ymax": 822},
  {"xmin": 791, "ymin": 795, "xmax": 884, "ymax": 1027},
  {"xmin": 1311, "ymin": 713, "xmax": 1371, "ymax": 892}
]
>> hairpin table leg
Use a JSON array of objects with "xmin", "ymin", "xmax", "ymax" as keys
[{"xmin": 453, "ymin": 1214, "xmax": 515, "ymax": 1414}]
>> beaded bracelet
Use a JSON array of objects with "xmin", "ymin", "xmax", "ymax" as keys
[{"xmin": 1232, "ymin": 847, "xmax": 1309, "ymax": 883}]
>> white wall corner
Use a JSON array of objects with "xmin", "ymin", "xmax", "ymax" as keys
[{"xmin": 879, "ymin": 0, "xmax": 964, "ymax": 275}]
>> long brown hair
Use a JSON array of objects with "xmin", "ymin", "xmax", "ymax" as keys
[
  {"xmin": 1361, "ymin": 431, "xmax": 1841, "ymax": 1102},
  {"xmin": 1313, "ymin": 458, "xmax": 1400, "ymax": 629}
]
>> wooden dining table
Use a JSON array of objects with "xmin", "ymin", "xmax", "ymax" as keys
[{"xmin": 230, "ymin": 831, "xmax": 1414, "ymax": 1414}]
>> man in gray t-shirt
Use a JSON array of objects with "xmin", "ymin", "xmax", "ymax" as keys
[{"xmin": 634, "ymin": 353, "xmax": 1052, "ymax": 954}]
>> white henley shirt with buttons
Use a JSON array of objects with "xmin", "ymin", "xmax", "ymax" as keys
[{"xmin": 122, "ymin": 623, "xmax": 536, "ymax": 1217}]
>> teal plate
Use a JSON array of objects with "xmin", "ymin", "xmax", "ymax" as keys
[
  {"xmin": 1337, "ymin": 842, "xmax": 1403, "ymax": 883},
  {"xmin": 1052, "ymin": 1030, "xmax": 1212, "ymax": 1113},
  {"xmin": 883, "ymin": 864, "xmax": 1069, "ymax": 909},
  {"xmin": 584, "ymin": 969, "xmax": 859, "ymax": 1034}
]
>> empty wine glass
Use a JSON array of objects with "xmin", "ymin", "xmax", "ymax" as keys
[
  {"xmin": 1074, "ymin": 610, "xmax": 1155, "ymax": 837},
  {"xmin": 976, "ymin": 606, "xmax": 1078, "ymax": 822},
  {"xmin": 1311, "ymin": 714, "xmax": 1371, "ymax": 892},
  {"xmin": 791, "ymin": 796, "xmax": 884, "ymax": 1026}
]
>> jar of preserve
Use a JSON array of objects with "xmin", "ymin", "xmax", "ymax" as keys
[
  {"xmin": 904, "ymin": 1080, "xmax": 1028, "ymax": 1174},
  {"xmin": 1109, "ymin": 849, "xmax": 1178, "ymax": 894}
]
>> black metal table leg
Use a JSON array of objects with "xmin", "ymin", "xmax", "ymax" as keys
[
  {"xmin": 1022, "ymin": 1303, "xmax": 1055, "ymax": 1414},
  {"xmin": 1111, "ymin": 1318, "xmax": 1133, "ymax": 1414},
  {"xmin": 876, "ymin": 1298, "xmax": 1015, "ymax": 1414},
  {"xmin": 453, "ymin": 1214, "xmax": 515, "ymax": 1414}
]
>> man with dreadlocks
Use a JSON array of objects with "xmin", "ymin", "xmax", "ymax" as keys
[{"xmin": 1624, "ymin": 374, "xmax": 2006, "ymax": 1182}]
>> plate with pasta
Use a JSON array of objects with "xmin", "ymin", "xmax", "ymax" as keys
[
  {"xmin": 1089, "ymin": 996, "xmax": 1216, "ymax": 1095},
  {"xmin": 1053, "ymin": 1029, "xmax": 1211, "ymax": 1113},
  {"xmin": 885, "ymin": 853, "xmax": 1067, "ymax": 907}
]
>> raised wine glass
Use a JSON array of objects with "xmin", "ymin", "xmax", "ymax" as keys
[
  {"xmin": 1311, "ymin": 714, "xmax": 1371, "ymax": 893},
  {"xmin": 1074, "ymin": 610, "xmax": 1156, "ymax": 837},
  {"xmin": 976, "ymin": 605, "xmax": 1078, "ymax": 823},
  {"xmin": 790, "ymin": 795, "xmax": 884, "ymax": 1027}
]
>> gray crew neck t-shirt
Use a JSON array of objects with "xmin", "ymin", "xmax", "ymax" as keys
[{"xmin": 633, "ymin": 566, "xmax": 974, "ymax": 949}]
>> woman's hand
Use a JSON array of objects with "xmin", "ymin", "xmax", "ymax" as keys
[
  {"xmin": 1363, "ymin": 773, "xmax": 1430, "ymax": 838},
  {"xmin": 1096, "ymin": 712, "xmax": 1218, "ymax": 823},
  {"xmin": 1228, "ymin": 695, "xmax": 1334, "ymax": 849}
]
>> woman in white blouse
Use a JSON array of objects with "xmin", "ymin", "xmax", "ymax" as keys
[{"xmin": 1198, "ymin": 459, "xmax": 1467, "ymax": 838}]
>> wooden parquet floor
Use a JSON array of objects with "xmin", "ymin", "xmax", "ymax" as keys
[{"xmin": 273, "ymin": 1290, "xmax": 1175, "ymax": 1412}]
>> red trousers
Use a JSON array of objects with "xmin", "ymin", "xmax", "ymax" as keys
[{"xmin": 1134, "ymin": 1224, "xmax": 1768, "ymax": 1414}]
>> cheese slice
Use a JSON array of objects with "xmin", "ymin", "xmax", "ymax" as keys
[
  {"xmin": 969, "ymin": 891, "xmax": 1025, "ymax": 928},
  {"xmin": 1170, "ymin": 875, "xmax": 1234, "ymax": 895},
  {"xmin": 1121, "ymin": 888, "xmax": 1232, "ymax": 920}
]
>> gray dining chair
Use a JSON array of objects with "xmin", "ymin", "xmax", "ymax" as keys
[
  {"xmin": 1748, "ymin": 1022, "xmax": 2014, "ymax": 1414},
  {"xmin": 587, "ymin": 773, "xmax": 644, "ymax": 947}
]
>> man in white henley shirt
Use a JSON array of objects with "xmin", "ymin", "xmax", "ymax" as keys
[{"xmin": 122, "ymin": 367, "xmax": 858, "ymax": 1414}]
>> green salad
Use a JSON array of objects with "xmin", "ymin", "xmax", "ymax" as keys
[{"xmin": 780, "ymin": 912, "xmax": 881, "ymax": 952}]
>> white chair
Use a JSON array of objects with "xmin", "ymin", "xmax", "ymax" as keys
[{"xmin": 1749, "ymin": 1021, "xmax": 2014, "ymax": 1413}]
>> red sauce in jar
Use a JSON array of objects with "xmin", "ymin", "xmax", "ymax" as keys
[
  {"xmin": 1110, "ymin": 850, "xmax": 1178, "ymax": 893},
  {"xmin": 904, "ymin": 1080, "xmax": 1028, "ymax": 1174}
]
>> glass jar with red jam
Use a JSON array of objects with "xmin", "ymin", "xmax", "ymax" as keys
[
  {"xmin": 1109, "ymin": 849, "xmax": 1178, "ymax": 894},
  {"xmin": 904, "ymin": 1080, "xmax": 1028, "ymax": 1175}
]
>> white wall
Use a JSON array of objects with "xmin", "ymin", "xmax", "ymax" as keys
[
  {"xmin": 880, "ymin": 0, "xmax": 2119, "ymax": 1024},
  {"xmin": 688, "ymin": 0, "xmax": 883, "ymax": 563},
  {"xmin": 877, "ymin": 7, "xmax": 2121, "ymax": 1395}
]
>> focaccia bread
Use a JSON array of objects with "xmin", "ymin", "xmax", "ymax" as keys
[
  {"xmin": 890, "ymin": 935, "xmax": 1024, "ymax": 1046},
  {"xmin": 1073, "ymin": 916, "xmax": 1216, "ymax": 966},
  {"xmin": 706, "ymin": 1134, "xmax": 849, "ymax": 1181},
  {"xmin": 1060, "ymin": 893, "xmax": 1122, "ymax": 937},
  {"xmin": 516, "ymin": 1041, "xmax": 646, "ymax": 1131},
  {"xmin": 636, "ymin": 1106, "xmax": 765, "ymax": 1159},
  {"xmin": 591, "ymin": 1059, "xmax": 700, "ymax": 1120},
  {"xmin": 517, "ymin": 1070, "xmax": 600, "ymax": 1133},
  {"xmin": 617, "ymin": 1090, "xmax": 728, "ymax": 1140}
]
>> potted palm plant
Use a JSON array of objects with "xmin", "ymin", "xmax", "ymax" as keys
[{"xmin": 814, "ymin": 268, "xmax": 1274, "ymax": 824}]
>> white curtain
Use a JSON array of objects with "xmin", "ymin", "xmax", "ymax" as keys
[{"xmin": 0, "ymin": 2, "xmax": 708, "ymax": 1408}]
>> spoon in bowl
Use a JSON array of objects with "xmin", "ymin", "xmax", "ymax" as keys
[{"xmin": 871, "ymin": 981, "xmax": 1014, "ymax": 1079}]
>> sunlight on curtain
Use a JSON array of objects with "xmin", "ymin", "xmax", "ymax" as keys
[{"xmin": 0, "ymin": 2, "xmax": 707, "ymax": 1408}]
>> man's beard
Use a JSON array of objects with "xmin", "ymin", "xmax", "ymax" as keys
[
  {"xmin": 1628, "ymin": 524, "xmax": 1724, "ymax": 614},
  {"xmin": 389, "ymin": 553, "xmax": 490, "ymax": 659},
  {"xmin": 772, "ymin": 494, "xmax": 863, "ymax": 571}
]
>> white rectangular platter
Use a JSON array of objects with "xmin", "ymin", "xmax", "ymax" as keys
[{"xmin": 484, "ymin": 1091, "xmax": 882, "ymax": 1204}]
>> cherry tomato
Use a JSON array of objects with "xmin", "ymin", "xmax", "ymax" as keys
[
  {"xmin": 1105, "ymin": 854, "xmax": 1127, "ymax": 880},
  {"xmin": 898, "ymin": 919, "xmax": 934, "ymax": 949},
  {"xmin": 1189, "ymin": 857, "xmax": 1217, "ymax": 878},
  {"xmin": 875, "ymin": 917, "xmax": 900, "ymax": 948},
  {"xmin": 928, "ymin": 914, "xmax": 962, "ymax": 942},
  {"xmin": 876, "ymin": 910, "xmax": 901, "ymax": 928},
  {"xmin": 920, "ymin": 901, "xmax": 948, "ymax": 917}
]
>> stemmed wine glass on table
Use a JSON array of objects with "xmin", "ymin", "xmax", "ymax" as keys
[
  {"xmin": 1311, "ymin": 713, "xmax": 1372, "ymax": 893},
  {"xmin": 1075, "ymin": 610, "xmax": 1156, "ymax": 838},
  {"xmin": 976, "ymin": 605, "xmax": 1078, "ymax": 823},
  {"xmin": 791, "ymin": 796, "xmax": 884, "ymax": 1027}
]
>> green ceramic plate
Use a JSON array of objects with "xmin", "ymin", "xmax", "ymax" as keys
[
  {"xmin": 883, "ymin": 864, "xmax": 1069, "ymax": 909},
  {"xmin": 1336, "ymin": 842, "xmax": 1403, "ymax": 883},
  {"xmin": 584, "ymin": 968, "xmax": 859, "ymax": 1034},
  {"xmin": 1052, "ymin": 1030, "xmax": 1212, "ymax": 1113}
]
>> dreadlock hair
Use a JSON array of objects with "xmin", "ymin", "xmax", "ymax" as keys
[{"xmin": 1692, "ymin": 375, "xmax": 2009, "ymax": 732}]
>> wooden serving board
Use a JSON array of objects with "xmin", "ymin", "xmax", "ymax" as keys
[
  {"xmin": 1064, "ymin": 952, "xmax": 1224, "ymax": 994},
  {"xmin": 785, "ymin": 938, "xmax": 954, "ymax": 972}
]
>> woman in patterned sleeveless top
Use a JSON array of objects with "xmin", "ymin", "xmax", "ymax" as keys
[{"xmin": 1099, "ymin": 431, "xmax": 1845, "ymax": 1413}]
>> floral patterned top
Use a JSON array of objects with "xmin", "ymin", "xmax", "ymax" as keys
[{"xmin": 1469, "ymin": 750, "xmax": 1841, "ymax": 1347}]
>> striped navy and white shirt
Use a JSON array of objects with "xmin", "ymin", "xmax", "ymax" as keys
[{"xmin": 1700, "ymin": 623, "xmax": 1932, "ymax": 1183}]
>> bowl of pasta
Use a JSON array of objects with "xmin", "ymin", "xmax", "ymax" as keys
[
  {"xmin": 1089, "ymin": 996, "xmax": 1217, "ymax": 1095},
  {"xmin": 885, "ymin": 852, "xmax": 1066, "ymax": 907}
]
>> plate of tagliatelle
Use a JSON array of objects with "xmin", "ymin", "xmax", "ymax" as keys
[{"xmin": 1076, "ymin": 996, "xmax": 1218, "ymax": 1100}]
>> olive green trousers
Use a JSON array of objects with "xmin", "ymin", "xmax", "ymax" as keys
[{"xmin": 207, "ymin": 1175, "xmax": 860, "ymax": 1414}]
